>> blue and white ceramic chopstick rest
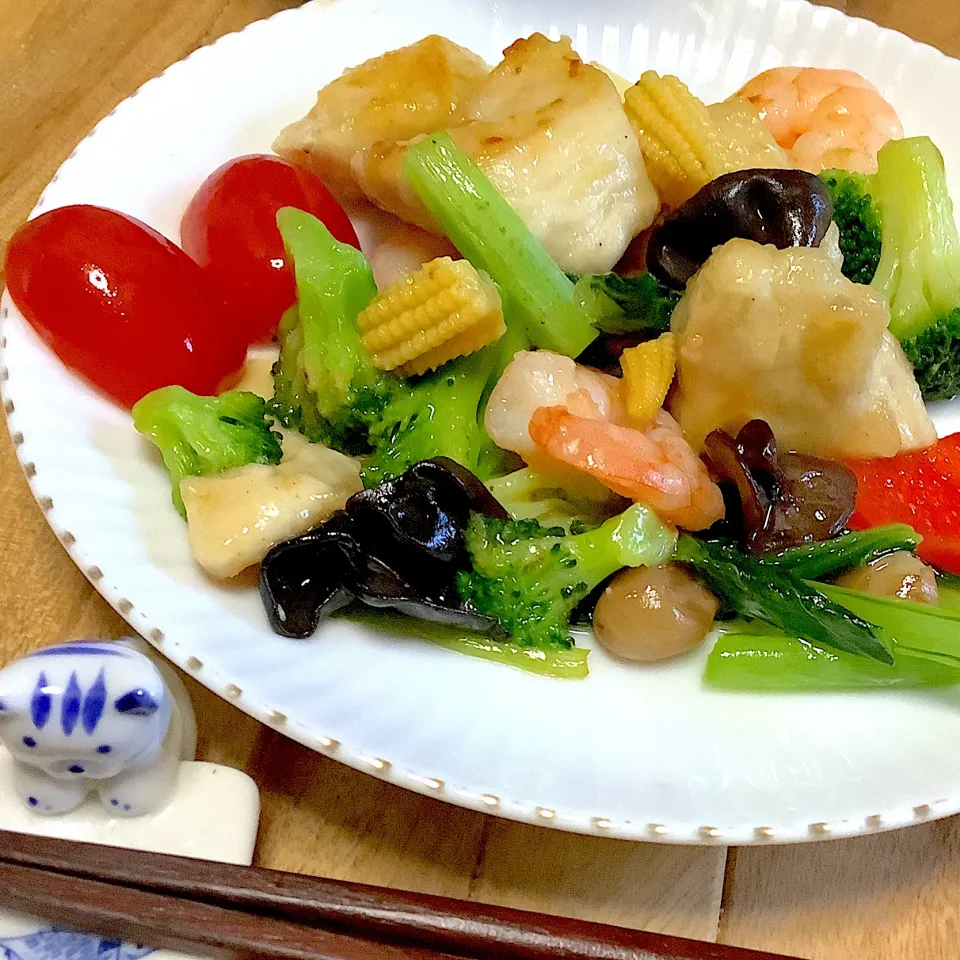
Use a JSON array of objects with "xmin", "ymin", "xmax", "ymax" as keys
[
  {"xmin": 0, "ymin": 638, "xmax": 260, "ymax": 960},
  {"xmin": 0, "ymin": 638, "xmax": 196, "ymax": 816}
]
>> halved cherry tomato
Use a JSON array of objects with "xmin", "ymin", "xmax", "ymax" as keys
[
  {"xmin": 848, "ymin": 434, "xmax": 960, "ymax": 573},
  {"xmin": 180, "ymin": 155, "xmax": 360, "ymax": 343},
  {"xmin": 4, "ymin": 204, "xmax": 246, "ymax": 408}
]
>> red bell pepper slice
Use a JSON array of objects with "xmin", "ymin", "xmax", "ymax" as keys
[{"xmin": 847, "ymin": 434, "xmax": 960, "ymax": 573}]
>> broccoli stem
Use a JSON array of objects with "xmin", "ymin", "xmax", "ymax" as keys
[
  {"xmin": 758, "ymin": 525, "xmax": 921, "ymax": 581},
  {"xmin": 341, "ymin": 608, "xmax": 589, "ymax": 679},
  {"xmin": 274, "ymin": 207, "xmax": 386, "ymax": 448},
  {"xmin": 676, "ymin": 536, "xmax": 893, "ymax": 664},
  {"xmin": 403, "ymin": 132, "xmax": 597, "ymax": 357},
  {"xmin": 704, "ymin": 624, "xmax": 960, "ymax": 691},
  {"xmin": 871, "ymin": 137, "xmax": 960, "ymax": 340},
  {"xmin": 485, "ymin": 467, "xmax": 621, "ymax": 532},
  {"xmin": 478, "ymin": 504, "xmax": 675, "ymax": 582},
  {"xmin": 421, "ymin": 628, "xmax": 590, "ymax": 679}
]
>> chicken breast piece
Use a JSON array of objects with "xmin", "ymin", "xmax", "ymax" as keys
[
  {"xmin": 669, "ymin": 237, "xmax": 936, "ymax": 460},
  {"xmin": 352, "ymin": 34, "xmax": 660, "ymax": 274},
  {"xmin": 273, "ymin": 35, "xmax": 489, "ymax": 198},
  {"xmin": 181, "ymin": 444, "xmax": 362, "ymax": 580}
]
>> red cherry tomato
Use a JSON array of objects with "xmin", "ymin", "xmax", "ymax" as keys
[
  {"xmin": 180, "ymin": 155, "xmax": 360, "ymax": 343},
  {"xmin": 4, "ymin": 205, "xmax": 246, "ymax": 408}
]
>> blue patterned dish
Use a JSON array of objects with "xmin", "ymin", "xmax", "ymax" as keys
[{"xmin": 0, "ymin": 928, "xmax": 154, "ymax": 960}]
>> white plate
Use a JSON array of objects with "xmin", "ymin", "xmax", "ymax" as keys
[{"xmin": 5, "ymin": 0, "xmax": 960, "ymax": 846}]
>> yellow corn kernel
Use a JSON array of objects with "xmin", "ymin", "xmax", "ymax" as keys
[
  {"xmin": 358, "ymin": 257, "xmax": 506, "ymax": 376},
  {"xmin": 707, "ymin": 98, "xmax": 789, "ymax": 172},
  {"xmin": 620, "ymin": 333, "xmax": 677, "ymax": 425},
  {"xmin": 624, "ymin": 72, "xmax": 723, "ymax": 207}
]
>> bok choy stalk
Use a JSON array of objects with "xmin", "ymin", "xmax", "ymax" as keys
[
  {"xmin": 675, "ymin": 536, "xmax": 893, "ymax": 664},
  {"xmin": 820, "ymin": 583, "xmax": 960, "ymax": 668},
  {"xmin": 705, "ymin": 623, "xmax": 960, "ymax": 691},
  {"xmin": 703, "ymin": 571, "xmax": 960, "ymax": 691},
  {"xmin": 758, "ymin": 525, "xmax": 921, "ymax": 580}
]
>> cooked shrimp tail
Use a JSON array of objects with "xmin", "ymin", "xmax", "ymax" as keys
[{"xmin": 528, "ymin": 406, "xmax": 725, "ymax": 531}]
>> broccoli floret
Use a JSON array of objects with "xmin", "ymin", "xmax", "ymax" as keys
[
  {"xmin": 362, "ymin": 344, "xmax": 500, "ymax": 487},
  {"xmin": 899, "ymin": 308, "xmax": 960, "ymax": 400},
  {"xmin": 362, "ymin": 323, "xmax": 527, "ymax": 487},
  {"xmin": 269, "ymin": 207, "xmax": 391, "ymax": 452},
  {"xmin": 133, "ymin": 386, "xmax": 282, "ymax": 517},
  {"xmin": 457, "ymin": 505, "xmax": 677, "ymax": 651},
  {"xmin": 820, "ymin": 169, "xmax": 882, "ymax": 285},
  {"xmin": 573, "ymin": 272, "xmax": 681, "ymax": 337},
  {"xmin": 868, "ymin": 137, "xmax": 960, "ymax": 400}
]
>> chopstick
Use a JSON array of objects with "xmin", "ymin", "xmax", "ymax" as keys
[
  {"xmin": 0, "ymin": 829, "xmax": 798, "ymax": 960},
  {"xmin": 0, "ymin": 859, "xmax": 451, "ymax": 960}
]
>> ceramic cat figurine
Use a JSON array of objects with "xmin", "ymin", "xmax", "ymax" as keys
[{"xmin": 0, "ymin": 639, "xmax": 196, "ymax": 816}]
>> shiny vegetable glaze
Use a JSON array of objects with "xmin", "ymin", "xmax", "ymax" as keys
[{"xmin": 647, "ymin": 168, "xmax": 833, "ymax": 287}]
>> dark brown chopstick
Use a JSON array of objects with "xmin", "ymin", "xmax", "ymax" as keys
[
  {"xmin": 0, "ymin": 829, "xmax": 799, "ymax": 960},
  {"xmin": 0, "ymin": 859, "xmax": 455, "ymax": 960}
]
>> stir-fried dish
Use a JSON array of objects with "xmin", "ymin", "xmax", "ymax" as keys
[{"xmin": 9, "ymin": 34, "xmax": 960, "ymax": 688}]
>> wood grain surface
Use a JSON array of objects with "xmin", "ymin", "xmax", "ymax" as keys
[{"xmin": 0, "ymin": 2, "xmax": 958, "ymax": 958}]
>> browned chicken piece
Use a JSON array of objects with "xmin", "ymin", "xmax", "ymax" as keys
[
  {"xmin": 352, "ymin": 34, "xmax": 659, "ymax": 274},
  {"xmin": 273, "ymin": 35, "xmax": 489, "ymax": 198}
]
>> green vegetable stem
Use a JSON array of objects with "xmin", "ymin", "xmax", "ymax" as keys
[
  {"xmin": 403, "ymin": 132, "xmax": 597, "ymax": 357},
  {"xmin": 820, "ymin": 583, "xmax": 960, "ymax": 668},
  {"xmin": 676, "ymin": 536, "xmax": 893, "ymax": 664},
  {"xmin": 705, "ymin": 624, "xmax": 960, "ymax": 691},
  {"xmin": 484, "ymin": 466, "xmax": 623, "ymax": 532},
  {"xmin": 342, "ymin": 608, "xmax": 590, "ymax": 679},
  {"xmin": 759, "ymin": 524, "xmax": 921, "ymax": 581}
]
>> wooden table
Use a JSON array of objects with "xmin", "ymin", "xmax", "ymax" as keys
[{"xmin": 2, "ymin": 1, "xmax": 960, "ymax": 957}]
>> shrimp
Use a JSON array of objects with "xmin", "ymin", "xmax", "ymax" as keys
[
  {"xmin": 484, "ymin": 350, "xmax": 624, "ymax": 461},
  {"xmin": 528, "ymin": 407, "xmax": 725, "ymax": 531},
  {"xmin": 369, "ymin": 222, "xmax": 458, "ymax": 288},
  {"xmin": 735, "ymin": 67, "xmax": 902, "ymax": 174}
]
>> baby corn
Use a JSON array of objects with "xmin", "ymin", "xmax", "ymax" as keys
[
  {"xmin": 624, "ymin": 72, "xmax": 721, "ymax": 207},
  {"xmin": 359, "ymin": 257, "xmax": 506, "ymax": 376},
  {"xmin": 624, "ymin": 74, "xmax": 788, "ymax": 207},
  {"xmin": 620, "ymin": 333, "xmax": 677, "ymax": 425}
]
